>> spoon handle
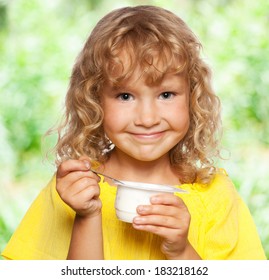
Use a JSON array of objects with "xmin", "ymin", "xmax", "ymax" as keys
[{"xmin": 90, "ymin": 169, "xmax": 124, "ymax": 185}]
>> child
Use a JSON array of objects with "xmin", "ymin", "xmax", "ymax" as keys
[{"xmin": 2, "ymin": 5, "xmax": 266, "ymax": 260}]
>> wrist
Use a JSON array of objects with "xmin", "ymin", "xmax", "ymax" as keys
[
  {"xmin": 164, "ymin": 240, "xmax": 201, "ymax": 260},
  {"xmin": 75, "ymin": 210, "xmax": 102, "ymax": 223}
]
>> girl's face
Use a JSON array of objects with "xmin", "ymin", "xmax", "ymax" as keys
[{"xmin": 101, "ymin": 68, "xmax": 190, "ymax": 163}]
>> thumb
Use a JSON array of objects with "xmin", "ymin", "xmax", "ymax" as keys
[{"xmin": 78, "ymin": 155, "xmax": 91, "ymax": 170}]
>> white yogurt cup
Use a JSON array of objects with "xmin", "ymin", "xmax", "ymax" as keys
[{"xmin": 114, "ymin": 180, "xmax": 186, "ymax": 223}]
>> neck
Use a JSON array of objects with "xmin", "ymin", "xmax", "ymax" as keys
[{"xmin": 102, "ymin": 149, "xmax": 180, "ymax": 185}]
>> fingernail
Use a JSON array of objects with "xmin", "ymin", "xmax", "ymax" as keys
[
  {"xmin": 137, "ymin": 206, "xmax": 145, "ymax": 213},
  {"xmin": 150, "ymin": 196, "xmax": 159, "ymax": 203},
  {"xmin": 83, "ymin": 160, "xmax": 90, "ymax": 169}
]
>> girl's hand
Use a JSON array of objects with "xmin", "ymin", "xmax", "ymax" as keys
[
  {"xmin": 133, "ymin": 194, "xmax": 200, "ymax": 259},
  {"xmin": 56, "ymin": 157, "xmax": 102, "ymax": 218}
]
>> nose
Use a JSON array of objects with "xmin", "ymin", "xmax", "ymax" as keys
[{"xmin": 134, "ymin": 101, "xmax": 161, "ymax": 127}]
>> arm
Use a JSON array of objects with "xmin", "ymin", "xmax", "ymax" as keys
[
  {"xmin": 56, "ymin": 158, "xmax": 104, "ymax": 260},
  {"xmin": 68, "ymin": 213, "xmax": 103, "ymax": 260}
]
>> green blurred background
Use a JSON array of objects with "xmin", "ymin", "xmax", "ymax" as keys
[{"xmin": 0, "ymin": 0, "xmax": 268, "ymax": 259}]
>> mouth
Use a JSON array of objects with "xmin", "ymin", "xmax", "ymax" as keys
[{"xmin": 129, "ymin": 131, "xmax": 165, "ymax": 140}]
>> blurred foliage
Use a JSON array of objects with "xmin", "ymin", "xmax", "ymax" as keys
[{"xmin": 0, "ymin": 0, "xmax": 268, "ymax": 259}]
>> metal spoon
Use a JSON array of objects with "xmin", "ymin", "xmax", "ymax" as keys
[
  {"xmin": 90, "ymin": 169, "xmax": 188, "ymax": 193},
  {"xmin": 90, "ymin": 169, "xmax": 126, "ymax": 185}
]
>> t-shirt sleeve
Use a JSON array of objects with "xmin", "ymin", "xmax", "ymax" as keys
[
  {"xmin": 201, "ymin": 171, "xmax": 266, "ymax": 260},
  {"xmin": 1, "ymin": 176, "xmax": 75, "ymax": 260}
]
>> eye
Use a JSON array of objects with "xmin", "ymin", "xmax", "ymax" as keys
[
  {"xmin": 159, "ymin": 92, "xmax": 175, "ymax": 100},
  {"xmin": 117, "ymin": 93, "xmax": 134, "ymax": 101}
]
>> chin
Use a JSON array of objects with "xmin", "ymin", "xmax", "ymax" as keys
[{"xmin": 131, "ymin": 152, "xmax": 169, "ymax": 162}]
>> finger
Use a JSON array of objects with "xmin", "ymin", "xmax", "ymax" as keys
[
  {"xmin": 56, "ymin": 168, "xmax": 100, "ymax": 196},
  {"xmin": 60, "ymin": 177, "xmax": 100, "ymax": 207},
  {"xmin": 133, "ymin": 214, "xmax": 179, "ymax": 229},
  {"xmin": 136, "ymin": 204, "xmax": 180, "ymax": 218},
  {"xmin": 68, "ymin": 176, "xmax": 101, "ymax": 197},
  {"xmin": 68, "ymin": 188, "xmax": 102, "ymax": 216},
  {"xmin": 73, "ymin": 178, "xmax": 100, "ymax": 198},
  {"xmin": 78, "ymin": 155, "xmax": 92, "ymax": 163},
  {"xmin": 61, "ymin": 169, "xmax": 100, "ymax": 186},
  {"xmin": 134, "ymin": 204, "xmax": 190, "ymax": 229},
  {"xmin": 133, "ymin": 214, "xmax": 190, "ymax": 241},
  {"xmin": 57, "ymin": 159, "xmax": 91, "ymax": 178},
  {"xmin": 150, "ymin": 193, "xmax": 186, "ymax": 208},
  {"xmin": 132, "ymin": 223, "xmax": 182, "ymax": 240}
]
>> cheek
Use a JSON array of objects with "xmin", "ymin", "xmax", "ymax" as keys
[
  {"xmin": 103, "ymin": 105, "xmax": 127, "ymax": 132},
  {"xmin": 169, "ymin": 103, "xmax": 190, "ymax": 131}
]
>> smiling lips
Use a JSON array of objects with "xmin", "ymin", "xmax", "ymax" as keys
[{"xmin": 130, "ymin": 131, "xmax": 165, "ymax": 140}]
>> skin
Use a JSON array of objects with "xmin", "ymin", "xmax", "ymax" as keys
[
  {"xmin": 56, "ymin": 158, "xmax": 104, "ymax": 259},
  {"xmin": 56, "ymin": 68, "xmax": 201, "ymax": 260}
]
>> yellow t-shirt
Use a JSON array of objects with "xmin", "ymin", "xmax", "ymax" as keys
[{"xmin": 1, "ymin": 169, "xmax": 266, "ymax": 260}]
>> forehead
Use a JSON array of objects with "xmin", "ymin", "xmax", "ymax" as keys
[{"xmin": 123, "ymin": 70, "xmax": 188, "ymax": 90}]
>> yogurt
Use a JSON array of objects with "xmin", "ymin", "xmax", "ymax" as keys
[{"xmin": 114, "ymin": 180, "xmax": 186, "ymax": 223}]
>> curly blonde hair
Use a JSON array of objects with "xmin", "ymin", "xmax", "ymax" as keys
[{"xmin": 53, "ymin": 5, "xmax": 222, "ymax": 184}]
